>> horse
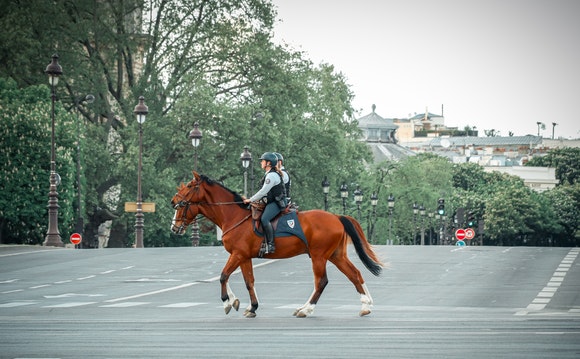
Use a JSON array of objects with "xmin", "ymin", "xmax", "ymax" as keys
[{"xmin": 170, "ymin": 172, "xmax": 384, "ymax": 318}]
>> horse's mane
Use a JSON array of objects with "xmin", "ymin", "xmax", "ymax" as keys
[{"xmin": 199, "ymin": 174, "xmax": 247, "ymax": 209}]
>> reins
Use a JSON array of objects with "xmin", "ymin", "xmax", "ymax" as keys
[{"xmin": 175, "ymin": 197, "xmax": 251, "ymax": 236}]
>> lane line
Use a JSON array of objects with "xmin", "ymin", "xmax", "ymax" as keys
[
  {"xmin": 103, "ymin": 282, "xmax": 198, "ymax": 303},
  {"xmin": 518, "ymin": 248, "xmax": 578, "ymax": 315}
]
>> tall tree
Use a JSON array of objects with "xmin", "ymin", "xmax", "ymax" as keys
[{"xmin": 1, "ymin": 0, "xmax": 370, "ymax": 246}]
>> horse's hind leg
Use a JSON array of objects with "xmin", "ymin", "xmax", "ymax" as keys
[
  {"xmin": 329, "ymin": 256, "xmax": 374, "ymax": 316},
  {"xmin": 294, "ymin": 257, "xmax": 329, "ymax": 318}
]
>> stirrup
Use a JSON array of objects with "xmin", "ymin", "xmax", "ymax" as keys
[{"xmin": 258, "ymin": 241, "xmax": 268, "ymax": 257}]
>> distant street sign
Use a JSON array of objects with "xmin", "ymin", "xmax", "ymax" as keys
[
  {"xmin": 124, "ymin": 202, "xmax": 156, "ymax": 213},
  {"xmin": 455, "ymin": 228, "xmax": 466, "ymax": 240},
  {"xmin": 70, "ymin": 233, "xmax": 82, "ymax": 245},
  {"xmin": 465, "ymin": 228, "xmax": 475, "ymax": 240}
]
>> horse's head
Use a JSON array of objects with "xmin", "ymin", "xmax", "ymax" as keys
[
  {"xmin": 170, "ymin": 172, "xmax": 203, "ymax": 235},
  {"xmin": 170, "ymin": 171, "xmax": 248, "ymax": 235}
]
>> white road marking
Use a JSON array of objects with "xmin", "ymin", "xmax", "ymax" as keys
[
  {"xmin": 0, "ymin": 301, "xmax": 38, "ymax": 308},
  {"xmin": 520, "ymin": 248, "xmax": 577, "ymax": 315},
  {"xmin": 100, "ymin": 302, "xmax": 150, "ymax": 308},
  {"xmin": 43, "ymin": 302, "xmax": 98, "ymax": 308},
  {"xmin": 159, "ymin": 302, "xmax": 205, "ymax": 308}
]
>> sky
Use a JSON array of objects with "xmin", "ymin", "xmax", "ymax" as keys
[{"xmin": 270, "ymin": 0, "xmax": 580, "ymax": 139}]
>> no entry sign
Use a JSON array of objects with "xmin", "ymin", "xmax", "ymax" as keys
[
  {"xmin": 455, "ymin": 229, "xmax": 466, "ymax": 240},
  {"xmin": 70, "ymin": 233, "xmax": 82, "ymax": 245}
]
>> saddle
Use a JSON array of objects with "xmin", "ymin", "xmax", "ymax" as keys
[
  {"xmin": 250, "ymin": 202, "xmax": 306, "ymax": 257},
  {"xmin": 250, "ymin": 202, "xmax": 297, "ymax": 231}
]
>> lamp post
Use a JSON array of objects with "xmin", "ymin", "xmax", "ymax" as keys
[
  {"xmin": 369, "ymin": 192, "xmax": 378, "ymax": 243},
  {"xmin": 387, "ymin": 194, "xmax": 395, "ymax": 245},
  {"xmin": 189, "ymin": 122, "xmax": 202, "ymax": 246},
  {"xmin": 428, "ymin": 211, "xmax": 434, "ymax": 245},
  {"xmin": 340, "ymin": 183, "xmax": 348, "ymax": 215},
  {"xmin": 321, "ymin": 177, "xmax": 330, "ymax": 211},
  {"xmin": 240, "ymin": 146, "xmax": 252, "ymax": 197},
  {"xmin": 412, "ymin": 203, "xmax": 418, "ymax": 245},
  {"xmin": 419, "ymin": 205, "xmax": 426, "ymax": 245},
  {"xmin": 354, "ymin": 186, "xmax": 363, "ymax": 221},
  {"xmin": 43, "ymin": 54, "xmax": 64, "ymax": 247},
  {"xmin": 133, "ymin": 96, "xmax": 148, "ymax": 248}
]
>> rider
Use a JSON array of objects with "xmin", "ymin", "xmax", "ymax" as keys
[
  {"xmin": 243, "ymin": 152, "xmax": 286, "ymax": 254},
  {"xmin": 275, "ymin": 152, "xmax": 291, "ymax": 202}
]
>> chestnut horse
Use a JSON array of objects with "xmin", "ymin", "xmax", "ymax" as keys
[{"xmin": 171, "ymin": 172, "xmax": 383, "ymax": 318}]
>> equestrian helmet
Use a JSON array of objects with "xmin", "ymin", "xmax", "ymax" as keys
[
  {"xmin": 274, "ymin": 152, "xmax": 284, "ymax": 162},
  {"xmin": 259, "ymin": 152, "xmax": 278, "ymax": 167}
]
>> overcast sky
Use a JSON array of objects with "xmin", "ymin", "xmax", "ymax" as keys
[{"xmin": 271, "ymin": 0, "xmax": 580, "ymax": 139}]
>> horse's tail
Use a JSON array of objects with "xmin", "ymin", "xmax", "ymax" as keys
[{"xmin": 339, "ymin": 215, "xmax": 383, "ymax": 276}]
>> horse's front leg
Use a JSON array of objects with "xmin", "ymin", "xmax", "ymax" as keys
[
  {"xmin": 239, "ymin": 259, "xmax": 259, "ymax": 318},
  {"xmin": 220, "ymin": 255, "xmax": 241, "ymax": 315}
]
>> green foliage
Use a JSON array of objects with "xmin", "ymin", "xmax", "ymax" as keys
[
  {"xmin": 0, "ymin": 78, "xmax": 77, "ymax": 244},
  {"xmin": 525, "ymin": 147, "xmax": 580, "ymax": 185}
]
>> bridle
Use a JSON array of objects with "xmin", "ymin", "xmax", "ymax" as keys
[{"xmin": 172, "ymin": 183, "xmax": 250, "ymax": 236}]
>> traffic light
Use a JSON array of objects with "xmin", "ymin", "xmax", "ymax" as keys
[
  {"xmin": 437, "ymin": 198, "xmax": 445, "ymax": 215},
  {"xmin": 467, "ymin": 211, "xmax": 476, "ymax": 227}
]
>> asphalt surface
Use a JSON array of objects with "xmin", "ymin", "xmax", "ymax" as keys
[{"xmin": 0, "ymin": 244, "xmax": 579, "ymax": 358}]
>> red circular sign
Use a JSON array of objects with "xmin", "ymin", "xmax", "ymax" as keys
[
  {"xmin": 70, "ymin": 233, "xmax": 82, "ymax": 245},
  {"xmin": 465, "ymin": 228, "xmax": 475, "ymax": 240},
  {"xmin": 455, "ymin": 229, "xmax": 466, "ymax": 240}
]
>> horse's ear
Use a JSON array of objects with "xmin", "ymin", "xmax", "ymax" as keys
[{"xmin": 193, "ymin": 171, "xmax": 200, "ymax": 180}]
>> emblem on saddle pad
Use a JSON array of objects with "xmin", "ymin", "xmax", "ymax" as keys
[{"xmin": 287, "ymin": 219, "xmax": 295, "ymax": 229}]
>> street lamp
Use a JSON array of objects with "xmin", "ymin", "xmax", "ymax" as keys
[
  {"xmin": 43, "ymin": 54, "xmax": 64, "ymax": 247},
  {"xmin": 428, "ymin": 212, "xmax": 434, "ymax": 245},
  {"xmin": 387, "ymin": 194, "xmax": 395, "ymax": 245},
  {"xmin": 321, "ymin": 177, "xmax": 330, "ymax": 211},
  {"xmin": 369, "ymin": 192, "xmax": 378, "ymax": 243},
  {"xmin": 412, "ymin": 203, "xmax": 418, "ymax": 245},
  {"xmin": 354, "ymin": 186, "xmax": 363, "ymax": 220},
  {"xmin": 340, "ymin": 183, "xmax": 348, "ymax": 215},
  {"xmin": 240, "ymin": 146, "xmax": 252, "ymax": 197},
  {"xmin": 133, "ymin": 96, "xmax": 148, "ymax": 248},
  {"xmin": 419, "ymin": 205, "xmax": 426, "ymax": 245},
  {"xmin": 189, "ymin": 122, "xmax": 202, "ymax": 246}
]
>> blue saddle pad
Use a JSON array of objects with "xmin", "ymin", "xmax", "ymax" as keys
[
  {"xmin": 274, "ymin": 211, "xmax": 307, "ymax": 243},
  {"xmin": 254, "ymin": 211, "xmax": 307, "ymax": 245}
]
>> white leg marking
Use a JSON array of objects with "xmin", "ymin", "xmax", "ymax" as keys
[
  {"xmin": 223, "ymin": 282, "xmax": 239, "ymax": 314},
  {"xmin": 359, "ymin": 283, "xmax": 373, "ymax": 316}
]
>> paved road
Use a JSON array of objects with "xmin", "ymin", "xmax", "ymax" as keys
[{"xmin": 0, "ymin": 245, "xmax": 579, "ymax": 358}]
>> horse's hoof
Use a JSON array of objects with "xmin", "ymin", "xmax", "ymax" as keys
[
  {"xmin": 244, "ymin": 311, "xmax": 257, "ymax": 318},
  {"xmin": 233, "ymin": 298, "xmax": 240, "ymax": 311},
  {"xmin": 295, "ymin": 310, "xmax": 308, "ymax": 318},
  {"xmin": 292, "ymin": 309, "xmax": 299, "ymax": 316},
  {"xmin": 359, "ymin": 309, "xmax": 371, "ymax": 317},
  {"xmin": 224, "ymin": 305, "xmax": 232, "ymax": 315}
]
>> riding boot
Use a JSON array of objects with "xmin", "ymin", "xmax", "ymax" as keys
[{"xmin": 263, "ymin": 221, "xmax": 276, "ymax": 254}]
